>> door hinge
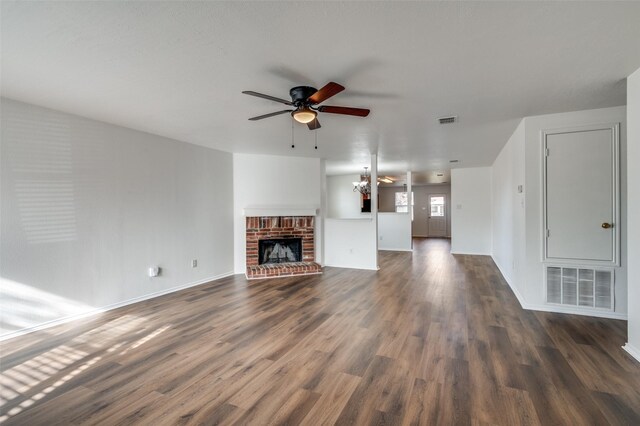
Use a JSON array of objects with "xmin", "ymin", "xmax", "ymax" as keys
[
  {"xmin": 546, "ymin": 229, "xmax": 550, "ymax": 237},
  {"xmin": 545, "ymin": 148, "xmax": 550, "ymax": 157}
]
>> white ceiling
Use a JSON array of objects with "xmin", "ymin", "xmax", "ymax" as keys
[{"xmin": 2, "ymin": 1, "xmax": 640, "ymax": 175}]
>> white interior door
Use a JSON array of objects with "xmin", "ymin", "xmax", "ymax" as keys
[
  {"xmin": 544, "ymin": 125, "xmax": 618, "ymax": 264},
  {"xmin": 428, "ymin": 194, "xmax": 447, "ymax": 237}
]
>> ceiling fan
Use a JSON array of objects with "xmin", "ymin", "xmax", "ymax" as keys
[{"xmin": 242, "ymin": 82, "xmax": 370, "ymax": 130}]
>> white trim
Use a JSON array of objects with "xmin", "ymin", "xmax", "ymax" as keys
[
  {"xmin": 540, "ymin": 123, "xmax": 621, "ymax": 267},
  {"xmin": 243, "ymin": 206, "xmax": 318, "ymax": 217},
  {"xmin": 519, "ymin": 302, "xmax": 626, "ymax": 320},
  {"xmin": 325, "ymin": 217, "xmax": 373, "ymax": 222},
  {"xmin": 622, "ymin": 344, "xmax": 640, "ymax": 363},
  {"xmin": 450, "ymin": 251, "xmax": 491, "ymax": 256},
  {"xmin": 0, "ymin": 271, "xmax": 234, "ymax": 342},
  {"xmin": 493, "ymin": 255, "xmax": 527, "ymax": 307},
  {"xmin": 378, "ymin": 248, "xmax": 413, "ymax": 252}
]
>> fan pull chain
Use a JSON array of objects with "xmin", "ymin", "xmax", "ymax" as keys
[
  {"xmin": 315, "ymin": 127, "xmax": 318, "ymax": 150},
  {"xmin": 291, "ymin": 120, "xmax": 295, "ymax": 149}
]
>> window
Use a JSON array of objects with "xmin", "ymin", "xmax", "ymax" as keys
[
  {"xmin": 430, "ymin": 196, "xmax": 445, "ymax": 216},
  {"xmin": 395, "ymin": 192, "xmax": 414, "ymax": 218}
]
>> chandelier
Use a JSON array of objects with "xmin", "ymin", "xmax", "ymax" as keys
[{"xmin": 353, "ymin": 167, "xmax": 372, "ymax": 195}]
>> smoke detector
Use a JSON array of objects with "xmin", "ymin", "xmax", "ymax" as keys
[{"xmin": 438, "ymin": 116, "xmax": 458, "ymax": 124}]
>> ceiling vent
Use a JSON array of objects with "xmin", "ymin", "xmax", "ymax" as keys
[{"xmin": 438, "ymin": 116, "xmax": 457, "ymax": 124}]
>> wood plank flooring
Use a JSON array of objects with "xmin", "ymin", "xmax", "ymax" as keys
[{"xmin": 1, "ymin": 238, "xmax": 639, "ymax": 425}]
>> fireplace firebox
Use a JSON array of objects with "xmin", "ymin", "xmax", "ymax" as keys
[{"xmin": 259, "ymin": 238, "xmax": 302, "ymax": 265}]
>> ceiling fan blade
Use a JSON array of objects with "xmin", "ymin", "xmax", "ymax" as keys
[
  {"xmin": 318, "ymin": 105, "xmax": 370, "ymax": 117},
  {"xmin": 307, "ymin": 118, "xmax": 321, "ymax": 130},
  {"xmin": 242, "ymin": 91, "xmax": 293, "ymax": 105},
  {"xmin": 308, "ymin": 82, "xmax": 345, "ymax": 104},
  {"xmin": 248, "ymin": 110, "xmax": 293, "ymax": 121}
]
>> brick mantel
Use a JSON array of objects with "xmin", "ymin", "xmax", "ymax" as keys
[{"xmin": 245, "ymin": 215, "xmax": 321, "ymax": 279}]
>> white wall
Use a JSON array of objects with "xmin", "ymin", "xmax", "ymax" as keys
[
  {"xmin": 491, "ymin": 119, "xmax": 526, "ymax": 296},
  {"xmin": 327, "ymin": 174, "xmax": 365, "ymax": 218},
  {"xmin": 324, "ymin": 218, "xmax": 379, "ymax": 269},
  {"xmin": 232, "ymin": 153, "xmax": 322, "ymax": 273},
  {"xmin": 0, "ymin": 99, "xmax": 234, "ymax": 338},
  {"xmin": 522, "ymin": 106, "xmax": 627, "ymax": 315},
  {"xmin": 378, "ymin": 213, "xmax": 412, "ymax": 251},
  {"xmin": 625, "ymin": 68, "xmax": 640, "ymax": 361},
  {"xmin": 451, "ymin": 167, "xmax": 492, "ymax": 255}
]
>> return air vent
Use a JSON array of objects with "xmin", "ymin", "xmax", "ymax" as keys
[
  {"xmin": 545, "ymin": 265, "xmax": 613, "ymax": 310},
  {"xmin": 438, "ymin": 116, "xmax": 457, "ymax": 124}
]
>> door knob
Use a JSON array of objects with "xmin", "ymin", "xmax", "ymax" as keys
[{"xmin": 601, "ymin": 222, "xmax": 613, "ymax": 229}]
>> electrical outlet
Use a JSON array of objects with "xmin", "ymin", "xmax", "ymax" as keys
[{"xmin": 191, "ymin": 259, "xmax": 198, "ymax": 268}]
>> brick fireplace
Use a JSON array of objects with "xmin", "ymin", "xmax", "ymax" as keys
[{"xmin": 245, "ymin": 215, "xmax": 322, "ymax": 279}]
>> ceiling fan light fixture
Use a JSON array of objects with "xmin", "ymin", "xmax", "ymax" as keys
[{"xmin": 292, "ymin": 107, "xmax": 317, "ymax": 124}]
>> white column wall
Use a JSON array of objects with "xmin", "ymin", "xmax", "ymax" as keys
[
  {"xmin": 624, "ymin": 67, "xmax": 640, "ymax": 361},
  {"xmin": 451, "ymin": 167, "xmax": 492, "ymax": 255}
]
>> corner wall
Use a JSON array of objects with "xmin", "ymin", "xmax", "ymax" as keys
[
  {"xmin": 491, "ymin": 119, "xmax": 526, "ymax": 297},
  {"xmin": 1, "ymin": 99, "xmax": 235, "ymax": 338},
  {"xmin": 490, "ymin": 105, "xmax": 628, "ymax": 319}
]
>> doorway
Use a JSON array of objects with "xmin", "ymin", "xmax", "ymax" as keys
[{"xmin": 428, "ymin": 194, "xmax": 447, "ymax": 237}]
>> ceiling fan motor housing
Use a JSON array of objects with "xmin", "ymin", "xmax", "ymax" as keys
[{"xmin": 289, "ymin": 86, "xmax": 317, "ymax": 105}]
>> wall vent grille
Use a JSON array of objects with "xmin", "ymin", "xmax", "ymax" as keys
[
  {"xmin": 545, "ymin": 265, "xmax": 613, "ymax": 310},
  {"xmin": 438, "ymin": 116, "xmax": 457, "ymax": 124}
]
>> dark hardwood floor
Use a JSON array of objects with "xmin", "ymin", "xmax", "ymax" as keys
[{"xmin": 1, "ymin": 238, "xmax": 639, "ymax": 425}]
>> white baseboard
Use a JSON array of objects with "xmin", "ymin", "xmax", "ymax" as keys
[
  {"xmin": 451, "ymin": 251, "xmax": 491, "ymax": 256},
  {"xmin": 0, "ymin": 271, "xmax": 234, "ymax": 342},
  {"xmin": 490, "ymin": 255, "xmax": 627, "ymax": 321},
  {"xmin": 378, "ymin": 248, "xmax": 413, "ymax": 252},
  {"xmin": 622, "ymin": 343, "xmax": 640, "ymax": 363},
  {"xmin": 520, "ymin": 303, "xmax": 627, "ymax": 320}
]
